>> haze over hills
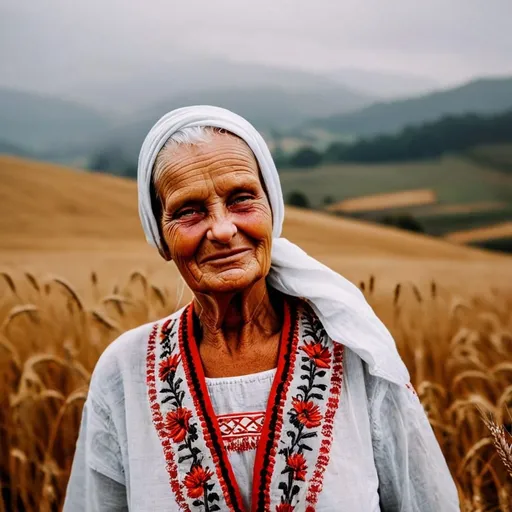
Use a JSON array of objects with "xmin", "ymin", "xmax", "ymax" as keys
[
  {"xmin": 1, "ymin": 62, "xmax": 512, "ymax": 167},
  {"xmin": 0, "ymin": 60, "xmax": 373, "ymax": 159},
  {"xmin": 328, "ymin": 68, "xmax": 439, "ymax": 99},
  {"xmin": 60, "ymin": 59, "xmax": 374, "ymax": 114},
  {"xmin": 92, "ymin": 86, "xmax": 372, "ymax": 164},
  {"xmin": 304, "ymin": 76, "xmax": 512, "ymax": 138},
  {"xmin": 0, "ymin": 88, "xmax": 113, "ymax": 153}
]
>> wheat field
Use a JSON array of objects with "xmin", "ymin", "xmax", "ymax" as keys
[
  {"xmin": 0, "ymin": 272, "xmax": 511, "ymax": 511},
  {"xmin": 1, "ymin": 156, "xmax": 511, "ymax": 510}
]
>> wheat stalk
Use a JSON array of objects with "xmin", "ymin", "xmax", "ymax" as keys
[{"xmin": 482, "ymin": 415, "xmax": 512, "ymax": 478}]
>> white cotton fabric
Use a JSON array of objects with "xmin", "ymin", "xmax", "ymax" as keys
[
  {"xmin": 205, "ymin": 369, "xmax": 276, "ymax": 511},
  {"xmin": 63, "ymin": 312, "xmax": 459, "ymax": 511},
  {"xmin": 137, "ymin": 105, "xmax": 409, "ymax": 386}
]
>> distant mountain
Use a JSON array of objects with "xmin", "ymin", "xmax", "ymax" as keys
[
  {"xmin": 64, "ymin": 59, "xmax": 374, "ymax": 115},
  {"xmin": 323, "ymin": 109, "xmax": 512, "ymax": 164},
  {"xmin": 0, "ymin": 60, "xmax": 374, "ymax": 161},
  {"xmin": 0, "ymin": 88, "xmax": 113, "ymax": 153},
  {"xmin": 0, "ymin": 139, "xmax": 31, "ymax": 157},
  {"xmin": 91, "ymin": 85, "xmax": 373, "ymax": 163},
  {"xmin": 305, "ymin": 76, "xmax": 512, "ymax": 138},
  {"xmin": 328, "ymin": 68, "xmax": 439, "ymax": 99}
]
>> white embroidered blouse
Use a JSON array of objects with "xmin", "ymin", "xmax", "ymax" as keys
[{"xmin": 64, "ymin": 298, "xmax": 459, "ymax": 511}]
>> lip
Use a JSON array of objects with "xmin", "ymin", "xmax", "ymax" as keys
[{"xmin": 201, "ymin": 248, "xmax": 252, "ymax": 265}]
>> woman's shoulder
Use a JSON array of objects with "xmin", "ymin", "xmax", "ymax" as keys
[{"xmin": 88, "ymin": 306, "xmax": 186, "ymax": 399}]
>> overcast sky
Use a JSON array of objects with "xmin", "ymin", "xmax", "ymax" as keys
[{"xmin": 1, "ymin": 0, "xmax": 511, "ymax": 95}]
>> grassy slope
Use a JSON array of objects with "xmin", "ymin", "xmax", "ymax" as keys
[
  {"xmin": 0, "ymin": 156, "xmax": 510, "ymax": 296},
  {"xmin": 465, "ymin": 143, "xmax": 512, "ymax": 173},
  {"xmin": 280, "ymin": 154, "xmax": 512, "ymax": 235},
  {"xmin": 280, "ymin": 155, "xmax": 512, "ymax": 208},
  {"xmin": 304, "ymin": 76, "xmax": 512, "ymax": 137}
]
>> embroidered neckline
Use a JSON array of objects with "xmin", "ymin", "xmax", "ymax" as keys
[
  {"xmin": 205, "ymin": 368, "xmax": 277, "ymax": 387},
  {"xmin": 217, "ymin": 412, "xmax": 266, "ymax": 453},
  {"xmin": 146, "ymin": 299, "xmax": 344, "ymax": 512}
]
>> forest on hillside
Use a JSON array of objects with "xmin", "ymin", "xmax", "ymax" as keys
[{"xmin": 282, "ymin": 109, "xmax": 512, "ymax": 168}]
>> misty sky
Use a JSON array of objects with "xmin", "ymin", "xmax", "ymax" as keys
[{"xmin": 1, "ymin": 0, "xmax": 511, "ymax": 95}]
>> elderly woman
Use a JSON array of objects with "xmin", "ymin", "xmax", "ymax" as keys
[{"xmin": 64, "ymin": 106, "xmax": 459, "ymax": 511}]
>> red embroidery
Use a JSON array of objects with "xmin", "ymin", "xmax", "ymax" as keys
[
  {"xmin": 252, "ymin": 303, "xmax": 300, "ymax": 512},
  {"xmin": 148, "ymin": 301, "xmax": 344, "ymax": 512},
  {"xmin": 146, "ymin": 322, "xmax": 189, "ymax": 511},
  {"xmin": 275, "ymin": 308, "xmax": 331, "ymax": 509},
  {"xmin": 305, "ymin": 343, "xmax": 344, "ymax": 508},
  {"xmin": 217, "ymin": 412, "xmax": 265, "ymax": 452},
  {"xmin": 179, "ymin": 306, "xmax": 245, "ymax": 511}
]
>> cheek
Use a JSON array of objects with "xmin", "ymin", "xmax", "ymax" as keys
[
  {"xmin": 235, "ymin": 204, "xmax": 273, "ymax": 243},
  {"xmin": 164, "ymin": 222, "xmax": 206, "ymax": 261}
]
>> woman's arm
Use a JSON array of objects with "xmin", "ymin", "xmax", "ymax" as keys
[
  {"xmin": 367, "ymin": 373, "xmax": 460, "ymax": 511},
  {"xmin": 63, "ymin": 395, "xmax": 128, "ymax": 512}
]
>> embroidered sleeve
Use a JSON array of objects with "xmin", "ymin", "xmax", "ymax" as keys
[
  {"xmin": 63, "ymin": 395, "xmax": 128, "ymax": 512},
  {"xmin": 367, "ymin": 375, "xmax": 460, "ymax": 512}
]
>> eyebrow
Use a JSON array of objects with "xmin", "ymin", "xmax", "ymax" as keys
[
  {"xmin": 164, "ymin": 188, "xmax": 209, "ymax": 212},
  {"xmin": 163, "ymin": 171, "xmax": 263, "ymax": 212}
]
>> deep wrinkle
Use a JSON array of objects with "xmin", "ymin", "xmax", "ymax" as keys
[{"xmin": 154, "ymin": 133, "xmax": 282, "ymax": 377}]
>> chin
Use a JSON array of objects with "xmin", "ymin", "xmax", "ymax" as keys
[{"xmin": 206, "ymin": 268, "xmax": 262, "ymax": 294}]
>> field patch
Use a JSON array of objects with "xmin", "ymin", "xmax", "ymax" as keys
[
  {"xmin": 326, "ymin": 188, "xmax": 436, "ymax": 213},
  {"xmin": 446, "ymin": 221, "xmax": 512, "ymax": 243}
]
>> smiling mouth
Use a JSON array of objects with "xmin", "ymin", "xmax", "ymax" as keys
[{"xmin": 201, "ymin": 248, "xmax": 251, "ymax": 265}]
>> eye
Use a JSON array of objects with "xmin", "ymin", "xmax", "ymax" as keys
[
  {"xmin": 230, "ymin": 194, "xmax": 253, "ymax": 205},
  {"xmin": 174, "ymin": 207, "xmax": 200, "ymax": 220}
]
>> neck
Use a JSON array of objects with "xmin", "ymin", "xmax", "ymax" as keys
[{"xmin": 192, "ymin": 278, "xmax": 282, "ymax": 355}]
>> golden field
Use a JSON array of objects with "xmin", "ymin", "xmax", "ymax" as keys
[
  {"xmin": 1, "ymin": 155, "xmax": 512, "ymax": 511},
  {"xmin": 447, "ymin": 222, "xmax": 512, "ymax": 244},
  {"xmin": 325, "ymin": 188, "xmax": 437, "ymax": 213}
]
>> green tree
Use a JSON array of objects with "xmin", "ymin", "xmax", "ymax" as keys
[
  {"xmin": 289, "ymin": 147, "xmax": 322, "ymax": 168},
  {"xmin": 287, "ymin": 191, "xmax": 310, "ymax": 208},
  {"xmin": 379, "ymin": 213, "xmax": 424, "ymax": 233}
]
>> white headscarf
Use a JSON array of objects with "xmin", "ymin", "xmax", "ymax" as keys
[{"xmin": 138, "ymin": 105, "xmax": 409, "ymax": 385}]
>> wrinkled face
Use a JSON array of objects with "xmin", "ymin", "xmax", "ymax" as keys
[{"xmin": 154, "ymin": 133, "xmax": 273, "ymax": 295}]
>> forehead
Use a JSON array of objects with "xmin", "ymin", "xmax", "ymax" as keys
[{"xmin": 157, "ymin": 133, "xmax": 261, "ymax": 193}]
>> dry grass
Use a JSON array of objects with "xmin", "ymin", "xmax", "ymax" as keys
[
  {"xmin": 416, "ymin": 201, "xmax": 510, "ymax": 217},
  {"xmin": 0, "ymin": 272, "xmax": 510, "ymax": 511},
  {"xmin": 2, "ymin": 156, "xmax": 512, "ymax": 510},
  {"xmin": 325, "ymin": 188, "xmax": 437, "ymax": 213},
  {"xmin": 446, "ymin": 222, "xmax": 512, "ymax": 244}
]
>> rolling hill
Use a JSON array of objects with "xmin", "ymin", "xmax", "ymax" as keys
[
  {"xmin": 0, "ymin": 59, "xmax": 373, "ymax": 163},
  {"xmin": 328, "ymin": 68, "xmax": 439, "ymax": 99},
  {"xmin": 304, "ymin": 76, "xmax": 512, "ymax": 138},
  {"xmin": 1, "ymin": 155, "xmax": 509, "ymax": 295},
  {"xmin": 0, "ymin": 155, "xmax": 484, "ymax": 257},
  {"xmin": 60, "ymin": 59, "xmax": 374, "ymax": 115},
  {"xmin": 0, "ymin": 88, "xmax": 113, "ymax": 154},
  {"xmin": 91, "ymin": 86, "xmax": 373, "ymax": 165}
]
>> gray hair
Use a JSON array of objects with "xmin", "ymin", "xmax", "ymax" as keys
[
  {"xmin": 152, "ymin": 126, "xmax": 232, "ymax": 186},
  {"xmin": 150, "ymin": 126, "xmax": 237, "ymax": 242}
]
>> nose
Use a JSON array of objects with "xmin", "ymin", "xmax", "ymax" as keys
[{"xmin": 206, "ymin": 214, "xmax": 237, "ymax": 244}]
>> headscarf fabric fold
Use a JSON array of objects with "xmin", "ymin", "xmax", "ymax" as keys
[{"xmin": 138, "ymin": 105, "xmax": 409, "ymax": 386}]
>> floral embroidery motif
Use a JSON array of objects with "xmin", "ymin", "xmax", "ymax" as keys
[
  {"xmin": 149, "ymin": 315, "xmax": 226, "ymax": 511},
  {"xmin": 217, "ymin": 412, "xmax": 265, "ymax": 452},
  {"xmin": 148, "ymin": 302, "xmax": 345, "ymax": 512},
  {"xmin": 275, "ymin": 504, "xmax": 295, "ymax": 512},
  {"xmin": 300, "ymin": 341, "xmax": 331, "ymax": 369},
  {"xmin": 184, "ymin": 465, "xmax": 215, "ymax": 498},
  {"xmin": 166, "ymin": 407, "xmax": 193, "ymax": 443},
  {"xmin": 275, "ymin": 308, "xmax": 332, "ymax": 510},
  {"xmin": 286, "ymin": 453, "xmax": 308, "ymax": 481},
  {"xmin": 305, "ymin": 343, "xmax": 344, "ymax": 508}
]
